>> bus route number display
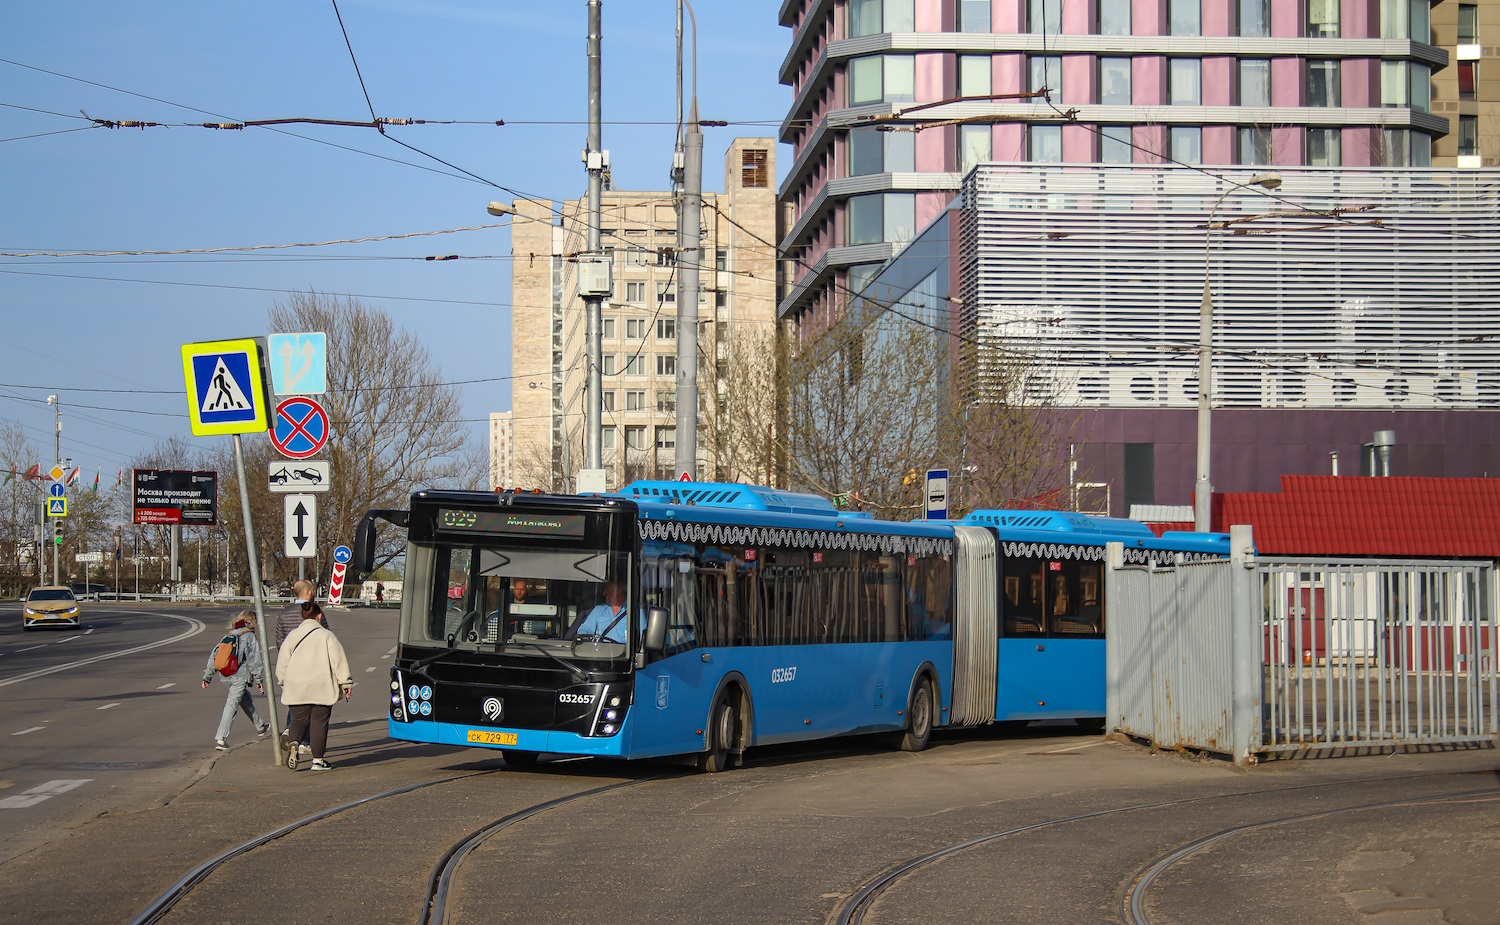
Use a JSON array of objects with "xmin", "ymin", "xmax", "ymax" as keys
[{"xmin": 437, "ymin": 509, "xmax": 586, "ymax": 539}]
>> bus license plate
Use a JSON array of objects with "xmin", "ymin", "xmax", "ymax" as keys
[{"xmin": 467, "ymin": 730, "xmax": 518, "ymax": 746}]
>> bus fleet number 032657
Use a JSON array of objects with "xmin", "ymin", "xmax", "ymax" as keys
[{"xmin": 771, "ymin": 666, "xmax": 797, "ymax": 683}]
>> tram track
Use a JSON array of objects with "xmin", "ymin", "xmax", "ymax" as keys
[{"xmin": 831, "ymin": 768, "xmax": 1500, "ymax": 925}]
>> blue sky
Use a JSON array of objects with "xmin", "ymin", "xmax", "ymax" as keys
[{"xmin": 1, "ymin": 1, "xmax": 789, "ymax": 476}]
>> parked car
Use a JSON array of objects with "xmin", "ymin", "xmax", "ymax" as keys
[
  {"xmin": 68, "ymin": 581, "xmax": 107, "ymax": 601},
  {"xmin": 23, "ymin": 586, "xmax": 81, "ymax": 630}
]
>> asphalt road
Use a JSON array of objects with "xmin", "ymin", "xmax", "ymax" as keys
[{"xmin": 2, "ymin": 602, "xmax": 1498, "ymax": 924}]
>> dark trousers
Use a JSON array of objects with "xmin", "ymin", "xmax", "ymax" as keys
[{"xmin": 287, "ymin": 703, "xmax": 332, "ymax": 759}]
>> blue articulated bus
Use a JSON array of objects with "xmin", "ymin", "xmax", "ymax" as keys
[{"xmin": 357, "ymin": 481, "xmax": 1226, "ymax": 771}]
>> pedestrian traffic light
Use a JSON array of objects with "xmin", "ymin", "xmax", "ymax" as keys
[{"xmin": 53, "ymin": 521, "xmax": 64, "ymax": 545}]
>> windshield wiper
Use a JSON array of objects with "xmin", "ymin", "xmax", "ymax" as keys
[{"xmin": 507, "ymin": 640, "xmax": 588, "ymax": 681}]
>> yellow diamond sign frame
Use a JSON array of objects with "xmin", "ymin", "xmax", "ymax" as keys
[{"xmin": 181, "ymin": 338, "xmax": 273, "ymax": 436}]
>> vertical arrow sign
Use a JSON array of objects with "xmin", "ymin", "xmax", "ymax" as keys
[{"xmin": 284, "ymin": 493, "xmax": 317, "ymax": 558}]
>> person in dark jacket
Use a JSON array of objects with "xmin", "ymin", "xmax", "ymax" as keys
[
  {"xmin": 276, "ymin": 579, "xmax": 327, "ymax": 647},
  {"xmin": 202, "ymin": 610, "xmax": 269, "ymax": 750}
]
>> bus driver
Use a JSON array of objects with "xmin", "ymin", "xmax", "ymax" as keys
[{"xmin": 568, "ymin": 581, "xmax": 640, "ymax": 643}]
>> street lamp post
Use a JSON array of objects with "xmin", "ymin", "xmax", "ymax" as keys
[{"xmin": 1194, "ymin": 172, "xmax": 1281, "ymax": 532}]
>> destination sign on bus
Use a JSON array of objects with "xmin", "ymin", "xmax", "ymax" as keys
[{"xmin": 437, "ymin": 508, "xmax": 586, "ymax": 538}]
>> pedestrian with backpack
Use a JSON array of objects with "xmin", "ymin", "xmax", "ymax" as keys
[
  {"xmin": 276, "ymin": 601, "xmax": 353, "ymax": 771},
  {"xmin": 202, "ymin": 610, "xmax": 270, "ymax": 751}
]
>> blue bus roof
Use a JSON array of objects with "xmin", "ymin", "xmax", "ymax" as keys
[
  {"xmin": 616, "ymin": 481, "xmax": 838, "ymax": 517},
  {"xmin": 959, "ymin": 509, "xmax": 1231, "ymax": 553}
]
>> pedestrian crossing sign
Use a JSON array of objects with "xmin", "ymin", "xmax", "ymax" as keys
[{"xmin": 181, "ymin": 338, "xmax": 272, "ymax": 436}]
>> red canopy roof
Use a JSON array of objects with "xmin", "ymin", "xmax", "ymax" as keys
[{"xmin": 1216, "ymin": 476, "xmax": 1500, "ymax": 558}]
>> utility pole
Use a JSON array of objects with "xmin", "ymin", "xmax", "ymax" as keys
[
  {"xmin": 581, "ymin": 0, "xmax": 606, "ymax": 480},
  {"xmin": 47, "ymin": 395, "xmax": 59, "ymax": 586},
  {"xmin": 674, "ymin": 0, "xmax": 701, "ymax": 481}
]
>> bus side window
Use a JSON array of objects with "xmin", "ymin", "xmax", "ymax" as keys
[
  {"xmin": 1079, "ymin": 562, "xmax": 1104, "ymax": 635},
  {"xmin": 1052, "ymin": 560, "xmax": 1102, "ymax": 636},
  {"xmin": 1004, "ymin": 558, "xmax": 1046, "ymax": 635}
]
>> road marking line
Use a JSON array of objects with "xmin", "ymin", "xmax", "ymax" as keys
[
  {"xmin": 0, "ymin": 779, "xmax": 92, "ymax": 809},
  {"xmin": 0, "ymin": 613, "xmax": 204, "ymax": 689},
  {"xmin": 84, "ymin": 628, "xmax": 95, "ymax": 635},
  {"xmin": 386, "ymin": 647, "xmax": 396, "ymax": 654},
  {"xmin": 17, "ymin": 645, "xmax": 45, "ymax": 653},
  {"xmin": 157, "ymin": 682, "xmax": 176, "ymax": 690},
  {"xmin": 1040, "ymin": 741, "xmax": 1105, "ymax": 755},
  {"xmin": 98, "ymin": 702, "xmax": 121, "ymax": 711},
  {"xmin": 365, "ymin": 667, "xmax": 377, "ymax": 673},
  {"xmin": 56, "ymin": 635, "xmax": 79, "ymax": 644},
  {"xmin": 11, "ymin": 727, "xmax": 45, "ymax": 736}
]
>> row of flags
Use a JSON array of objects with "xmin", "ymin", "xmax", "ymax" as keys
[{"xmin": 2, "ymin": 466, "xmax": 126, "ymax": 492}]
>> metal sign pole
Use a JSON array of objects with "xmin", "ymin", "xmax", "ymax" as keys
[{"xmin": 233, "ymin": 433, "xmax": 283, "ymax": 766}]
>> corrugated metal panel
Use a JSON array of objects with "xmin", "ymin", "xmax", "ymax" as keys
[{"xmin": 964, "ymin": 165, "xmax": 1500, "ymax": 413}]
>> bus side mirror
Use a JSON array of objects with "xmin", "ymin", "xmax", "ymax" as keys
[
  {"xmin": 351, "ymin": 509, "xmax": 408, "ymax": 580},
  {"xmin": 644, "ymin": 607, "xmax": 669, "ymax": 655}
]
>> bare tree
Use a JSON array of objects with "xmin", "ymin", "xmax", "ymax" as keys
[
  {"xmin": 269, "ymin": 291, "xmax": 468, "ymax": 572},
  {"xmin": 1, "ymin": 421, "xmax": 42, "ymax": 594}
]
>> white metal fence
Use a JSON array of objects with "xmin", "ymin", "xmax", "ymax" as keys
[{"xmin": 1106, "ymin": 527, "xmax": 1500, "ymax": 765}]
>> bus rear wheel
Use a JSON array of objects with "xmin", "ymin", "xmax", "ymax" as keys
[
  {"xmin": 894, "ymin": 678, "xmax": 934, "ymax": 752},
  {"xmin": 698, "ymin": 696, "xmax": 737, "ymax": 773}
]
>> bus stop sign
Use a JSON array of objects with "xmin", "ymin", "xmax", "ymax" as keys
[{"xmin": 925, "ymin": 469, "xmax": 949, "ymax": 521}]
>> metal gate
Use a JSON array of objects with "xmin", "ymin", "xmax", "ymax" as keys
[{"xmin": 1106, "ymin": 526, "xmax": 1499, "ymax": 765}]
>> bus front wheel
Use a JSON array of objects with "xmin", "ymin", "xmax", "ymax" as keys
[
  {"xmin": 894, "ymin": 678, "xmax": 934, "ymax": 752},
  {"xmin": 698, "ymin": 696, "xmax": 737, "ymax": 773}
]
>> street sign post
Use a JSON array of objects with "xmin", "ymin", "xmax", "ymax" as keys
[
  {"xmin": 48, "ymin": 497, "xmax": 67, "ymax": 517},
  {"xmin": 268, "ymin": 460, "xmax": 331, "ymax": 493},
  {"xmin": 266, "ymin": 332, "xmax": 328, "ymax": 396},
  {"xmin": 180, "ymin": 338, "xmax": 272, "ymax": 436},
  {"xmin": 284, "ymin": 494, "xmax": 317, "ymax": 559},
  {"xmin": 269, "ymin": 396, "xmax": 330, "ymax": 460},
  {"xmin": 925, "ymin": 469, "xmax": 950, "ymax": 521},
  {"xmin": 328, "ymin": 544, "xmax": 352, "ymax": 605}
]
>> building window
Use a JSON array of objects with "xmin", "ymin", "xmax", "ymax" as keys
[
  {"xmin": 960, "ymin": 124, "xmax": 992, "ymax": 172},
  {"xmin": 1381, "ymin": 129, "xmax": 1428, "ymax": 166},
  {"xmin": 960, "ymin": 55, "xmax": 992, "ymax": 98},
  {"xmin": 602, "ymin": 427, "xmax": 616, "ymax": 451},
  {"xmin": 1170, "ymin": 59, "xmax": 1201, "ymax": 105},
  {"xmin": 1240, "ymin": 0, "xmax": 1269, "ymax": 36},
  {"xmin": 626, "ymin": 354, "xmax": 646, "ymax": 376},
  {"xmin": 1239, "ymin": 126, "xmax": 1271, "ymax": 165},
  {"xmin": 624, "ymin": 281, "xmax": 646, "ymax": 302},
  {"xmin": 715, "ymin": 248, "xmax": 727, "ymax": 271},
  {"xmin": 847, "ymin": 192, "xmax": 915, "ymax": 245},
  {"xmin": 626, "ymin": 390, "xmax": 647, "ymax": 411},
  {"xmin": 849, "ymin": 126, "xmax": 914, "ymax": 175},
  {"xmin": 625, "ymin": 248, "xmax": 649, "ymax": 267},
  {"xmin": 1459, "ymin": 62, "xmax": 1476, "ymax": 99},
  {"xmin": 959, "ymin": 0, "xmax": 990, "ymax": 32},
  {"xmin": 657, "ymin": 354, "xmax": 676, "ymax": 376},
  {"xmin": 741, "ymin": 149, "xmax": 769, "ymax": 188},
  {"xmin": 1410, "ymin": 63, "xmax": 1430, "ymax": 112},
  {"xmin": 1306, "ymin": 128, "xmax": 1341, "ymax": 165},
  {"xmin": 625, "ymin": 426, "xmax": 647, "ymax": 451},
  {"xmin": 1307, "ymin": 60, "xmax": 1340, "ymax": 107},
  {"xmin": 851, "ymin": 0, "xmax": 915, "ymax": 35},
  {"xmin": 1030, "ymin": 55, "xmax": 1062, "ymax": 100},
  {"xmin": 1459, "ymin": 115, "xmax": 1479, "ymax": 156},
  {"xmin": 1381, "ymin": 0, "xmax": 1430, "ymax": 39},
  {"xmin": 1458, "ymin": 3, "xmax": 1478, "ymax": 43},
  {"xmin": 1171, "ymin": 126, "xmax": 1202, "ymax": 164},
  {"xmin": 1169, "ymin": 0, "xmax": 1199, "ymax": 36},
  {"xmin": 1099, "ymin": 57, "xmax": 1131, "ymax": 104},
  {"xmin": 1030, "ymin": 0, "xmax": 1061, "ymax": 34},
  {"xmin": 657, "ymin": 318, "xmax": 676, "ymax": 340},
  {"xmin": 657, "ymin": 281, "xmax": 675, "ymax": 303},
  {"xmin": 1382, "ymin": 61, "xmax": 1430, "ymax": 111},
  {"xmin": 603, "ymin": 354, "xmax": 618, "ymax": 376},
  {"xmin": 715, "ymin": 291, "xmax": 726, "ymax": 308},
  {"xmin": 1029, "ymin": 124, "xmax": 1062, "ymax": 162},
  {"xmin": 1099, "ymin": 0, "xmax": 1130, "ymax": 35},
  {"xmin": 1100, "ymin": 125, "xmax": 1133, "ymax": 163},
  {"xmin": 849, "ymin": 54, "xmax": 916, "ymax": 105},
  {"xmin": 1307, "ymin": 0, "xmax": 1339, "ymax": 36},
  {"xmin": 601, "ymin": 317, "xmax": 616, "ymax": 339},
  {"xmin": 655, "ymin": 427, "xmax": 676, "ymax": 451},
  {"xmin": 625, "ymin": 318, "xmax": 644, "ymax": 339},
  {"xmin": 656, "ymin": 390, "xmax": 675, "ymax": 413},
  {"xmin": 1239, "ymin": 59, "xmax": 1270, "ymax": 107},
  {"xmin": 602, "ymin": 390, "xmax": 617, "ymax": 412},
  {"xmin": 847, "ymin": 263, "xmax": 881, "ymax": 298}
]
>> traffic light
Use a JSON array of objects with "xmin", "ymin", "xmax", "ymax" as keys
[{"xmin": 53, "ymin": 520, "xmax": 64, "ymax": 546}]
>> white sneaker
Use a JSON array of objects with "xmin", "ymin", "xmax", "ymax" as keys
[{"xmin": 299, "ymin": 743, "xmax": 311, "ymax": 755}]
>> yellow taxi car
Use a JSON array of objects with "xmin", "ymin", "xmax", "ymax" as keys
[{"xmin": 22, "ymin": 586, "xmax": 82, "ymax": 631}]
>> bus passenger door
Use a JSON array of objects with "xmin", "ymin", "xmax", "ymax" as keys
[{"xmin": 996, "ymin": 557, "xmax": 1106, "ymax": 720}]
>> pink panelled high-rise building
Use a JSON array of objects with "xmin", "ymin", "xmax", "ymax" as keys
[{"xmin": 776, "ymin": 0, "xmax": 1447, "ymax": 325}]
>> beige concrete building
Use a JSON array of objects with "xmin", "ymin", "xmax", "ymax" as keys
[
  {"xmin": 504, "ymin": 138, "xmax": 780, "ymax": 492},
  {"xmin": 1433, "ymin": 0, "xmax": 1500, "ymax": 166},
  {"xmin": 488, "ymin": 411, "xmax": 514, "ymax": 491}
]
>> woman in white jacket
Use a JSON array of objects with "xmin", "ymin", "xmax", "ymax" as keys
[{"xmin": 275, "ymin": 602, "xmax": 353, "ymax": 771}]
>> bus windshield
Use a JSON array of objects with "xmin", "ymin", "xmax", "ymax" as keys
[{"xmin": 400, "ymin": 541, "xmax": 633, "ymax": 663}]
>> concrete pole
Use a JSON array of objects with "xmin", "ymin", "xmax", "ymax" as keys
[
  {"xmin": 675, "ymin": 101, "xmax": 702, "ymax": 480},
  {"xmin": 584, "ymin": 0, "xmax": 604, "ymax": 472}
]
